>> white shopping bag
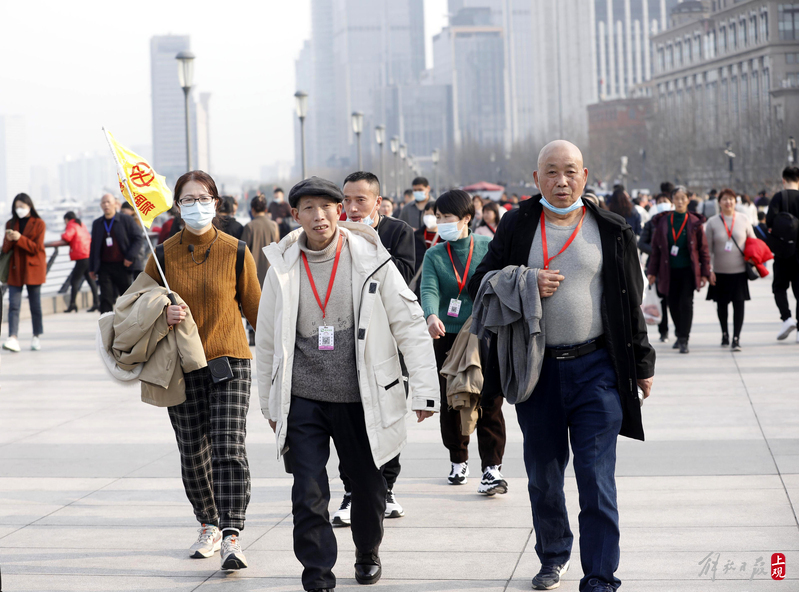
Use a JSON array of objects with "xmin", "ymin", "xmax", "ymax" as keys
[{"xmin": 641, "ymin": 284, "xmax": 662, "ymax": 326}]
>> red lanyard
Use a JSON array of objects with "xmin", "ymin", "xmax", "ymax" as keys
[
  {"xmin": 446, "ymin": 236, "xmax": 474, "ymax": 298},
  {"xmin": 301, "ymin": 234, "xmax": 343, "ymax": 319},
  {"xmin": 671, "ymin": 212, "xmax": 688, "ymax": 243},
  {"xmin": 540, "ymin": 208, "xmax": 585, "ymax": 270},
  {"xmin": 487, "ymin": 223, "xmax": 496, "ymax": 235},
  {"xmin": 721, "ymin": 212, "xmax": 736, "ymax": 239}
]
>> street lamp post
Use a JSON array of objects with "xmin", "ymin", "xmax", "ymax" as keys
[
  {"xmin": 789, "ymin": 136, "xmax": 797, "ymax": 165},
  {"xmin": 399, "ymin": 143, "xmax": 407, "ymax": 193},
  {"xmin": 176, "ymin": 51, "xmax": 196, "ymax": 172},
  {"xmin": 724, "ymin": 143, "xmax": 736, "ymax": 188},
  {"xmin": 390, "ymin": 136, "xmax": 400, "ymax": 197},
  {"xmin": 295, "ymin": 91, "xmax": 309, "ymax": 179},
  {"xmin": 431, "ymin": 149, "xmax": 440, "ymax": 197},
  {"xmin": 375, "ymin": 125, "xmax": 386, "ymax": 187},
  {"xmin": 351, "ymin": 111, "xmax": 364, "ymax": 170}
]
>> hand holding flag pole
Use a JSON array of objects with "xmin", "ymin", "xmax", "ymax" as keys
[{"xmin": 101, "ymin": 127, "xmax": 177, "ymax": 304}]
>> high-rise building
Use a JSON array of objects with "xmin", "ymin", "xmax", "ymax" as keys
[
  {"xmin": 0, "ymin": 115, "xmax": 28, "ymax": 210},
  {"xmin": 58, "ymin": 152, "xmax": 118, "ymax": 201},
  {"xmin": 433, "ymin": 7, "xmax": 510, "ymax": 148},
  {"xmin": 297, "ymin": 0, "xmax": 426, "ymax": 171},
  {"xmin": 150, "ymin": 35, "xmax": 210, "ymax": 186},
  {"xmin": 595, "ymin": 0, "xmax": 682, "ymax": 100}
]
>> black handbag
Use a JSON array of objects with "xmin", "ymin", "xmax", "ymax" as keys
[
  {"xmin": 731, "ymin": 234, "xmax": 759, "ymax": 281},
  {"xmin": 207, "ymin": 357, "xmax": 234, "ymax": 384}
]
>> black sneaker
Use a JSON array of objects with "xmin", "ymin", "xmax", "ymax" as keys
[
  {"xmin": 731, "ymin": 337, "xmax": 741, "ymax": 352},
  {"xmin": 532, "ymin": 560, "xmax": 570, "ymax": 590},
  {"xmin": 679, "ymin": 338, "xmax": 690, "ymax": 354},
  {"xmin": 721, "ymin": 333, "xmax": 729, "ymax": 346},
  {"xmin": 587, "ymin": 577, "xmax": 615, "ymax": 591},
  {"xmin": 659, "ymin": 333, "xmax": 669, "ymax": 342},
  {"xmin": 672, "ymin": 339, "xmax": 680, "ymax": 349}
]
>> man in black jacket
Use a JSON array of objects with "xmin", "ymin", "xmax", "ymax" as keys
[
  {"xmin": 765, "ymin": 166, "xmax": 799, "ymax": 341},
  {"xmin": 89, "ymin": 193, "xmax": 144, "ymax": 313},
  {"xmin": 337, "ymin": 171, "xmax": 416, "ymax": 524},
  {"xmin": 468, "ymin": 141, "xmax": 655, "ymax": 592}
]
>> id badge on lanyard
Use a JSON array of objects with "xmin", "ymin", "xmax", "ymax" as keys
[
  {"xmin": 724, "ymin": 240, "xmax": 733, "ymax": 252},
  {"xmin": 670, "ymin": 245, "xmax": 679, "ymax": 257},
  {"xmin": 447, "ymin": 298, "xmax": 462, "ymax": 317},
  {"xmin": 106, "ymin": 236, "xmax": 113, "ymax": 247},
  {"xmin": 318, "ymin": 326, "xmax": 334, "ymax": 350}
]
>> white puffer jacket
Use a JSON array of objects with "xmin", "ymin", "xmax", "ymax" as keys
[{"xmin": 255, "ymin": 222, "xmax": 440, "ymax": 468}]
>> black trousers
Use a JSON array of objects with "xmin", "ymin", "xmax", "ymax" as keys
[
  {"xmin": 657, "ymin": 288, "xmax": 669, "ymax": 337},
  {"xmin": 98, "ymin": 261, "xmax": 132, "ymax": 313},
  {"xmin": 68, "ymin": 259, "xmax": 98, "ymax": 308},
  {"xmin": 286, "ymin": 396, "xmax": 386, "ymax": 591},
  {"xmin": 773, "ymin": 257, "xmax": 799, "ymax": 322},
  {"xmin": 668, "ymin": 267, "xmax": 696, "ymax": 341},
  {"xmin": 168, "ymin": 359, "xmax": 251, "ymax": 531},
  {"xmin": 341, "ymin": 454, "xmax": 400, "ymax": 494},
  {"xmin": 434, "ymin": 333, "xmax": 506, "ymax": 469}
]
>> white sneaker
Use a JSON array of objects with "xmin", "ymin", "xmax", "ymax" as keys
[
  {"xmin": 31, "ymin": 336, "xmax": 41, "ymax": 351},
  {"xmin": 385, "ymin": 489, "xmax": 404, "ymax": 518},
  {"xmin": 189, "ymin": 524, "xmax": 221, "ymax": 558},
  {"xmin": 777, "ymin": 318, "xmax": 797, "ymax": 340},
  {"xmin": 332, "ymin": 492, "xmax": 351, "ymax": 526},
  {"xmin": 478, "ymin": 465, "xmax": 508, "ymax": 496},
  {"xmin": 221, "ymin": 533, "xmax": 248, "ymax": 570},
  {"xmin": 448, "ymin": 461, "xmax": 469, "ymax": 485},
  {"xmin": 2, "ymin": 337, "xmax": 20, "ymax": 353}
]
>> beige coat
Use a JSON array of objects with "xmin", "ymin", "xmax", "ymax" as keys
[
  {"xmin": 97, "ymin": 273, "xmax": 207, "ymax": 407},
  {"xmin": 440, "ymin": 316, "xmax": 483, "ymax": 436},
  {"xmin": 256, "ymin": 222, "xmax": 440, "ymax": 468}
]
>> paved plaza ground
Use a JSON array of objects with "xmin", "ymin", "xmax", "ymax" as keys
[{"xmin": 0, "ymin": 274, "xmax": 797, "ymax": 591}]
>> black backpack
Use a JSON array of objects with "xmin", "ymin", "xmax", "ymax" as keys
[{"xmin": 771, "ymin": 211, "xmax": 799, "ymax": 258}]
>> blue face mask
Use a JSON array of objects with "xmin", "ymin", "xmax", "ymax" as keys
[
  {"xmin": 181, "ymin": 201, "xmax": 217, "ymax": 230},
  {"xmin": 413, "ymin": 191, "xmax": 427, "ymax": 202},
  {"xmin": 540, "ymin": 195, "xmax": 584, "ymax": 215}
]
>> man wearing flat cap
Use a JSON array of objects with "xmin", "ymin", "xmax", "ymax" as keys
[{"xmin": 255, "ymin": 177, "xmax": 439, "ymax": 591}]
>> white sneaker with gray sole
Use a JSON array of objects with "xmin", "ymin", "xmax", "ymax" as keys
[{"xmin": 189, "ymin": 524, "xmax": 221, "ymax": 558}]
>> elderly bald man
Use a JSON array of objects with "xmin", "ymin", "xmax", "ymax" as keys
[{"xmin": 469, "ymin": 141, "xmax": 655, "ymax": 592}]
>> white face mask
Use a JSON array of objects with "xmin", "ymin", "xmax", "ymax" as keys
[
  {"xmin": 15, "ymin": 206, "xmax": 30, "ymax": 219},
  {"xmin": 437, "ymin": 221, "xmax": 463, "ymax": 242},
  {"xmin": 423, "ymin": 214, "xmax": 437, "ymax": 230},
  {"xmin": 181, "ymin": 201, "xmax": 217, "ymax": 230},
  {"xmin": 348, "ymin": 201, "xmax": 379, "ymax": 226}
]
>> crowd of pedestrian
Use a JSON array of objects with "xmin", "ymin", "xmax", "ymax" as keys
[{"xmin": 3, "ymin": 143, "xmax": 799, "ymax": 592}]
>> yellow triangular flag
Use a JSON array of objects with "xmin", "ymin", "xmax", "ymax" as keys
[{"xmin": 105, "ymin": 130, "xmax": 173, "ymax": 228}]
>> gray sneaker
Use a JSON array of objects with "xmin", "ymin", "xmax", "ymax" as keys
[
  {"xmin": 221, "ymin": 534, "xmax": 248, "ymax": 570},
  {"xmin": 532, "ymin": 560, "xmax": 570, "ymax": 590},
  {"xmin": 189, "ymin": 524, "xmax": 221, "ymax": 558}
]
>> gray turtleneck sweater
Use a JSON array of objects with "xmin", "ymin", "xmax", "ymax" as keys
[{"xmin": 291, "ymin": 230, "xmax": 361, "ymax": 403}]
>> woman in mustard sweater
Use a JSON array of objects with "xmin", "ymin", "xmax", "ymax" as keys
[
  {"xmin": 420, "ymin": 190, "xmax": 507, "ymax": 496},
  {"xmin": 144, "ymin": 170, "xmax": 260, "ymax": 571}
]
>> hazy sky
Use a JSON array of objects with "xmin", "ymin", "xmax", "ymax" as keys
[{"xmin": 0, "ymin": 0, "xmax": 447, "ymax": 185}]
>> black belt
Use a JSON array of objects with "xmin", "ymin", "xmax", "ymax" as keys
[{"xmin": 545, "ymin": 335, "xmax": 605, "ymax": 361}]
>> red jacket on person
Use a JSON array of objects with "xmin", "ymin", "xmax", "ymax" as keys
[
  {"xmin": 2, "ymin": 216, "xmax": 47, "ymax": 286},
  {"xmin": 61, "ymin": 219, "xmax": 91, "ymax": 260},
  {"xmin": 743, "ymin": 237, "xmax": 774, "ymax": 278}
]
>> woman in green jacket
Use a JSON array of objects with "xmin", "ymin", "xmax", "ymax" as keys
[{"xmin": 420, "ymin": 190, "xmax": 507, "ymax": 496}]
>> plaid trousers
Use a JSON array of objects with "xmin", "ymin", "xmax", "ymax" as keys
[{"xmin": 168, "ymin": 358, "xmax": 252, "ymax": 531}]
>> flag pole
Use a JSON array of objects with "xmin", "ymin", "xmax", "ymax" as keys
[{"xmin": 101, "ymin": 127, "xmax": 177, "ymax": 304}]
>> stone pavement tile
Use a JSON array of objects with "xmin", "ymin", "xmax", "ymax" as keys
[
  {"xmin": 2, "ymin": 574, "xmax": 207, "ymax": 592},
  {"xmin": 0, "ymin": 477, "xmax": 116, "ymax": 504},
  {"xmin": 0, "ymin": 523, "xmax": 279, "ymax": 550},
  {"xmin": 512, "ymin": 550, "xmax": 799, "ymax": 583},
  {"xmin": 198, "ymin": 576, "xmax": 508, "ymax": 591},
  {"xmin": 619, "ymin": 525, "xmax": 799, "ymax": 552},
  {"xmin": 614, "ymin": 439, "xmax": 777, "ymax": 476},
  {"xmin": 247, "ymin": 523, "xmax": 532, "ymax": 553},
  {"xmin": 34, "ymin": 502, "xmax": 291, "ymax": 527},
  {"xmin": 0, "ymin": 546, "xmax": 222, "ymax": 577},
  {"xmin": 620, "ymin": 496, "xmax": 795, "ymax": 527},
  {"xmin": 0, "ymin": 503, "xmax": 67, "ymax": 525},
  {"xmin": 0, "ymin": 445, "xmax": 177, "ymax": 478},
  {"xmin": 615, "ymin": 474, "xmax": 784, "ymax": 491}
]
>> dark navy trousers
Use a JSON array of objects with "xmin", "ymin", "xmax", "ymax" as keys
[{"xmin": 515, "ymin": 347, "xmax": 623, "ymax": 591}]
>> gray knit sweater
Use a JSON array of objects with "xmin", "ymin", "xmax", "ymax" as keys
[{"xmin": 291, "ymin": 230, "xmax": 361, "ymax": 403}]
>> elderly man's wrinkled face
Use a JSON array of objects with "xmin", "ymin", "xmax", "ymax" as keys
[{"xmin": 533, "ymin": 141, "xmax": 589, "ymax": 210}]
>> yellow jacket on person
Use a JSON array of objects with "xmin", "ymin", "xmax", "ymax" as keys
[{"xmin": 97, "ymin": 273, "xmax": 207, "ymax": 407}]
